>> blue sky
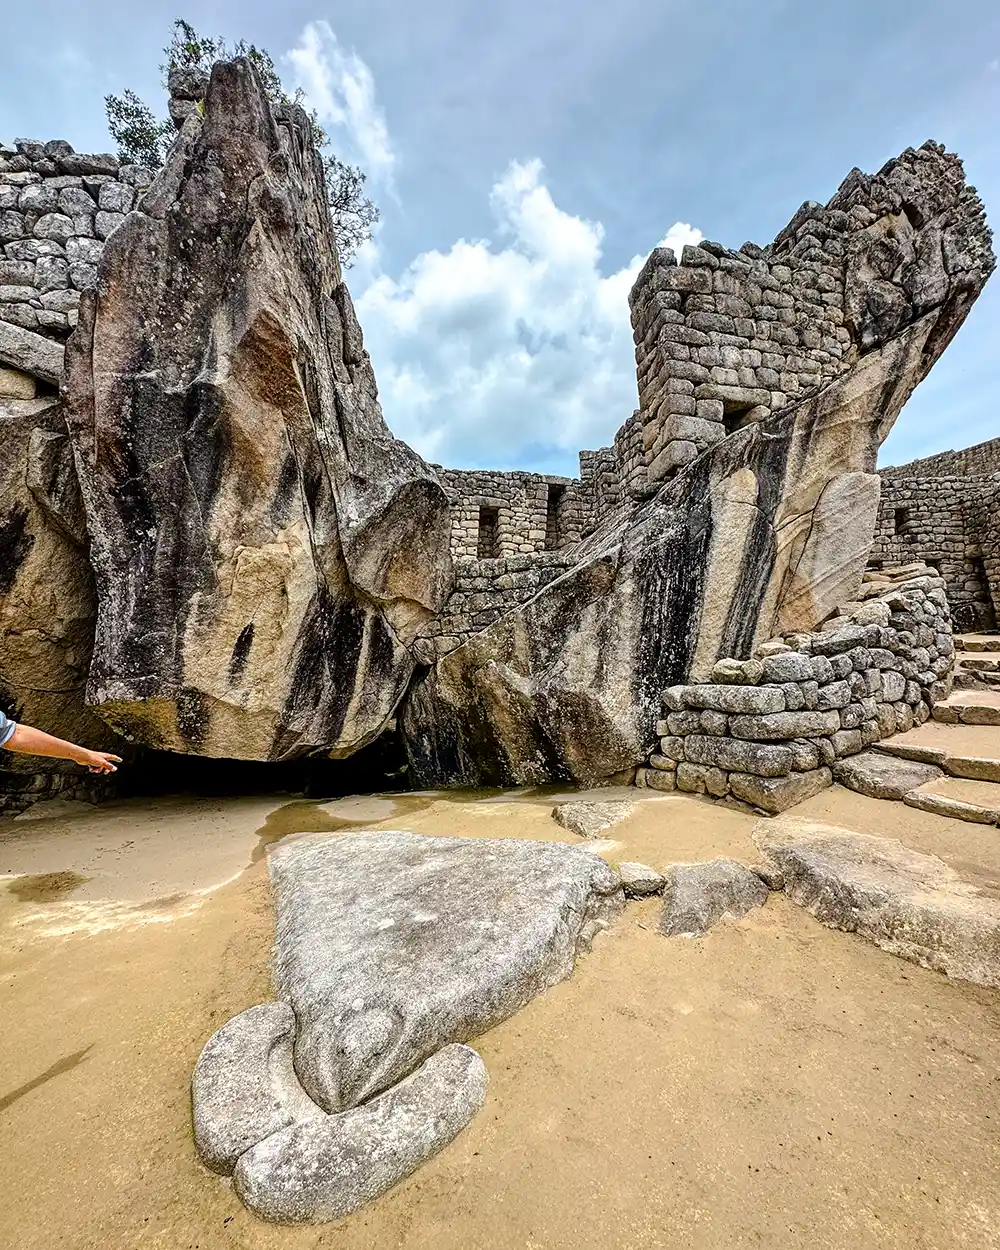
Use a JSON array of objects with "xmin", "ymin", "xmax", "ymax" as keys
[{"xmin": 3, "ymin": 0, "xmax": 998, "ymax": 474}]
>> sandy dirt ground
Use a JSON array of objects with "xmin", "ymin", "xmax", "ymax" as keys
[{"xmin": 2, "ymin": 786, "xmax": 1000, "ymax": 1250}]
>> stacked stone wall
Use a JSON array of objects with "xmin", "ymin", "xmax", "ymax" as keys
[
  {"xmin": 637, "ymin": 564, "xmax": 953, "ymax": 812},
  {"xmin": 435, "ymin": 467, "xmax": 584, "ymax": 560},
  {"xmin": 882, "ymin": 434, "xmax": 1000, "ymax": 479},
  {"xmin": 578, "ymin": 445, "xmax": 623, "ymax": 536},
  {"xmin": 0, "ymin": 139, "xmax": 152, "ymax": 356},
  {"xmin": 873, "ymin": 476, "xmax": 997, "ymax": 632},
  {"xmin": 627, "ymin": 143, "xmax": 986, "ymax": 495},
  {"xmin": 0, "ymin": 766, "xmax": 112, "ymax": 818},
  {"xmin": 417, "ymin": 552, "xmax": 576, "ymax": 659}
]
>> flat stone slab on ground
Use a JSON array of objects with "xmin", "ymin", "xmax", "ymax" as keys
[
  {"xmin": 753, "ymin": 818, "xmax": 1000, "ymax": 986},
  {"xmin": 552, "ymin": 800, "xmax": 636, "ymax": 838},
  {"xmin": 191, "ymin": 830, "xmax": 623, "ymax": 1223},
  {"xmin": 659, "ymin": 859, "xmax": 769, "ymax": 936},
  {"xmin": 832, "ymin": 750, "xmax": 942, "ymax": 800},
  {"xmin": 269, "ymin": 830, "xmax": 624, "ymax": 1114}
]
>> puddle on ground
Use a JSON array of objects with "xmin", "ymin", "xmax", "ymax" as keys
[
  {"xmin": 251, "ymin": 785, "xmax": 607, "ymax": 860},
  {"xmin": 5, "ymin": 871, "xmax": 90, "ymax": 903}
]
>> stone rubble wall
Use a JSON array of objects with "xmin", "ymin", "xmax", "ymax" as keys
[
  {"xmin": 873, "ymin": 475, "xmax": 999, "ymax": 632},
  {"xmin": 0, "ymin": 766, "xmax": 112, "ymax": 818},
  {"xmin": 416, "ymin": 552, "xmax": 577, "ymax": 659},
  {"xmin": 433, "ymin": 467, "xmax": 585, "ymax": 559},
  {"xmin": 637, "ymin": 563, "xmax": 953, "ymax": 813},
  {"xmin": 881, "ymin": 433, "xmax": 1000, "ymax": 479},
  {"xmin": 0, "ymin": 138, "xmax": 153, "ymax": 363},
  {"xmin": 627, "ymin": 142, "xmax": 989, "ymax": 496}
]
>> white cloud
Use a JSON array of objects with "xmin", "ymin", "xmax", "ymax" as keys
[
  {"xmin": 355, "ymin": 159, "xmax": 700, "ymax": 470},
  {"xmin": 284, "ymin": 21, "xmax": 395, "ymax": 188}
]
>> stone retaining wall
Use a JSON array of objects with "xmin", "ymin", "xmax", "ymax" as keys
[
  {"xmin": 0, "ymin": 138, "xmax": 153, "ymax": 360},
  {"xmin": 0, "ymin": 766, "xmax": 111, "ymax": 818},
  {"xmin": 417, "ymin": 552, "xmax": 576, "ymax": 658},
  {"xmin": 637, "ymin": 564, "xmax": 953, "ymax": 812},
  {"xmin": 434, "ymin": 467, "xmax": 585, "ymax": 560}
]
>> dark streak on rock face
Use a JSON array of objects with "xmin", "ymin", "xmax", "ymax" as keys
[
  {"xmin": 0, "ymin": 505, "xmax": 34, "ymax": 595},
  {"xmin": 229, "ymin": 623, "xmax": 255, "ymax": 683},
  {"xmin": 61, "ymin": 57, "xmax": 453, "ymax": 760}
]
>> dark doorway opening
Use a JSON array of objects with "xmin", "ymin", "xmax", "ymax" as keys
[
  {"xmin": 477, "ymin": 506, "xmax": 500, "ymax": 559},
  {"xmin": 893, "ymin": 506, "xmax": 912, "ymax": 536},
  {"xmin": 545, "ymin": 484, "xmax": 566, "ymax": 551}
]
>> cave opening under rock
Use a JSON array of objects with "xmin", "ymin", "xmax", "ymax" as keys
[{"xmin": 115, "ymin": 727, "xmax": 412, "ymax": 803}]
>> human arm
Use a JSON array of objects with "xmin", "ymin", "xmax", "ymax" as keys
[{"xmin": 4, "ymin": 723, "xmax": 122, "ymax": 774}]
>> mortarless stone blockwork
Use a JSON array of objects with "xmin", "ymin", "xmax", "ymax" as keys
[
  {"xmin": 0, "ymin": 138, "xmax": 152, "ymax": 356},
  {"xmin": 406, "ymin": 141, "xmax": 993, "ymax": 789},
  {"xmin": 872, "ymin": 435, "xmax": 1000, "ymax": 633},
  {"xmin": 628, "ymin": 142, "xmax": 994, "ymax": 495},
  {"xmin": 639, "ymin": 563, "xmax": 954, "ymax": 812}
]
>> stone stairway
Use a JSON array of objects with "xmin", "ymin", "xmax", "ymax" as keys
[
  {"xmin": 952, "ymin": 633, "xmax": 1000, "ymax": 690},
  {"xmin": 832, "ymin": 690, "xmax": 1000, "ymax": 825}
]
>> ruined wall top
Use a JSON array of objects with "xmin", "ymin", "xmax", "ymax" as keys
[
  {"xmin": 881, "ymin": 432, "xmax": 1000, "ymax": 479},
  {"xmin": 627, "ymin": 141, "xmax": 995, "ymax": 495}
]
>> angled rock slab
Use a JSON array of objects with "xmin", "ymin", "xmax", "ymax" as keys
[
  {"xmin": 63, "ymin": 58, "xmax": 453, "ymax": 760},
  {"xmin": 552, "ymin": 799, "xmax": 636, "ymax": 838},
  {"xmin": 269, "ymin": 830, "xmax": 624, "ymax": 1113},
  {"xmin": 833, "ymin": 750, "xmax": 942, "ymax": 800},
  {"xmin": 659, "ymin": 859, "xmax": 769, "ymax": 936},
  {"xmin": 234, "ymin": 1043, "xmax": 487, "ymax": 1224},
  {"xmin": 753, "ymin": 818, "xmax": 1000, "ymax": 986}
]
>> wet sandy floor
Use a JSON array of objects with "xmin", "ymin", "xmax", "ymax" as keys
[{"xmin": 1, "ymin": 786, "xmax": 999, "ymax": 1249}]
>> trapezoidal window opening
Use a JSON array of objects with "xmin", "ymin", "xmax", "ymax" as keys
[
  {"xmin": 544, "ymin": 484, "xmax": 566, "ymax": 551},
  {"xmin": 477, "ymin": 505, "xmax": 500, "ymax": 559},
  {"xmin": 722, "ymin": 399, "xmax": 768, "ymax": 437},
  {"xmin": 893, "ymin": 506, "xmax": 912, "ymax": 537}
]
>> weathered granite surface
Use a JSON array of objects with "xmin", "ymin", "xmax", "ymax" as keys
[
  {"xmin": 754, "ymin": 817, "xmax": 1000, "ymax": 985},
  {"xmin": 268, "ymin": 830, "xmax": 623, "ymax": 1112},
  {"xmin": 62, "ymin": 59, "xmax": 453, "ymax": 760},
  {"xmin": 191, "ymin": 829, "xmax": 622, "ymax": 1221},
  {"xmin": 234, "ymin": 1044, "xmax": 488, "ymax": 1224},
  {"xmin": 552, "ymin": 799, "xmax": 636, "ymax": 838},
  {"xmin": 0, "ymin": 395, "xmax": 120, "ymax": 766},
  {"xmin": 659, "ymin": 859, "xmax": 770, "ymax": 936}
]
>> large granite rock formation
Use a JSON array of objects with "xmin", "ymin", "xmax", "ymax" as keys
[
  {"xmin": 192, "ymin": 829, "xmax": 622, "ymax": 1220},
  {"xmin": 404, "ymin": 144, "xmax": 995, "ymax": 787},
  {"xmin": 62, "ymin": 59, "xmax": 453, "ymax": 760}
]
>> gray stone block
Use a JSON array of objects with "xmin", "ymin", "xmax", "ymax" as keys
[
  {"xmin": 233, "ymin": 1044, "xmax": 488, "ymax": 1224},
  {"xmin": 729, "ymin": 709, "xmax": 840, "ymax": 740},
  {"xmin": 729, "ymin": 767, "xmax": 833, "ymax": 813},
  {"xmin": 659, "ymin": 859, "xmax": 769, "ymax": 936},
  {"xmin": 683, "ymin": 734, "xmax": 793, "ymax": 777}
]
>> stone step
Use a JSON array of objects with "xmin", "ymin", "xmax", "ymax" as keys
[
  {"xmin": 932, "ymin": 691, "xmax": 1000, "ymax": 726},
  {"xmin": 877, "ymin": 739, "xmax": 1000, "ymax": 783},
  {"xmin": 903, "ymin": 777, "xmax": 1000, "ymax": 827},
  {"xmin": 955, "ymin": 634, "xmax": 1000, "ymax": 653}
]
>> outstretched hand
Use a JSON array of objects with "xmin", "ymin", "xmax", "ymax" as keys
[{"xmin": 73, "ymin": 749, "xmax": 123, "ymax": 774}]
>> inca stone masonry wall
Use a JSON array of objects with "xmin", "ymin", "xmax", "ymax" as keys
[
  {"xmin": 416, "ymin": 552, "xmax": 577, "ymax": 659},
  {"xmin": 434, "ymin": 467, "xmax": 585, "ymax": 560},
  {"xmin": 0, "ymin": 139, "xmax": 153, "ymax": 360},
  {"xmin": 626, "ymin": 142, "xmax": 990, "ymax": 498},
  {"xmin": 881, "ymin": 433, "xmax": 1000, "ymax": 479},
  {"xmin": 872, "ymin": 476, "xmax": 999, "ymax": 632},
  {"xmin": 639, "ymin": 565, "xmax": 953, "ymax": 812}
]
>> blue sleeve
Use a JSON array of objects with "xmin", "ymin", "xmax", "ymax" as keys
[{"xmin": 0, "ymin": 710, "xmax": 17, "ymax": 748}]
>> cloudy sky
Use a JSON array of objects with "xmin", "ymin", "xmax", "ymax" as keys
[{"xmin": 3, "ymin": 0, "xmax": 998, "ymax": 474}]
